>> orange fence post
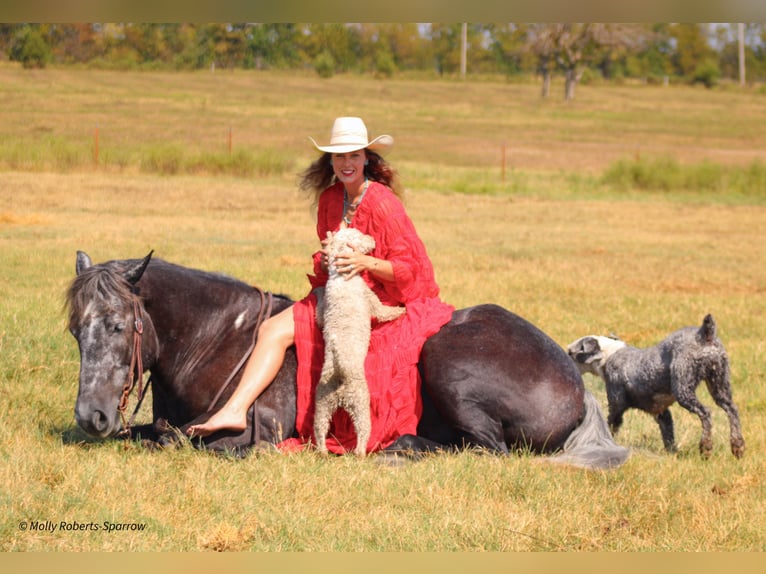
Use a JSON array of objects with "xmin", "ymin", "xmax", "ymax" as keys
[{"xmin": 93, "ymin": 126, "xmax": 99, "ymax": 166}]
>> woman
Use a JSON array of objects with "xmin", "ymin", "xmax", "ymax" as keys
[{"xmin": 188, "ymin": 117, "xmax": 454, "ymax": 454}]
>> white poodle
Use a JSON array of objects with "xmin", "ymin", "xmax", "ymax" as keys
[{"xmin": 314, "ymin": 228, "xmax": 406, "ymax": 456}]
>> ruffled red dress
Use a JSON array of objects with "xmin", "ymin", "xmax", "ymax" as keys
[{"xmin": 278, "ymin": 181, "xmax": 454, "ymax": 454}]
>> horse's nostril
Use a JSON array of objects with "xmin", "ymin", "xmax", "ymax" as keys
[{"xmin": 92, "ymin": 409, "xmax": 109, "ymax": 432}]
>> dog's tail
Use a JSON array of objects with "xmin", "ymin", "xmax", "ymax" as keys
[
  {"xmin": 545, "ymin": 390, "xmax": 630, "ymax": 470},
  {"xmin": 701, "ymin": 313, "xmax": 716, "ymax": 343}
]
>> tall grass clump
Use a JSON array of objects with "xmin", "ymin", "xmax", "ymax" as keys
[
  {"xmin": 601, "ymin": 156, "xmax": 766, "ymax": 197},
  {"xmin": 0, "ymin": 136, "xmax": 87, "ymax": 171},
  {"xmin": 140, "ymin": 143, "xmax": 185, "ymax": 175},
  {"xmin": 140, "ymin": 145, "xmax": 294, "ymax": 177}
]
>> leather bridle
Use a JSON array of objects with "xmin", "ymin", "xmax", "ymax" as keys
[{"xmin": 117, "ymin": 299, "xmax": 148, "ymax": 438}]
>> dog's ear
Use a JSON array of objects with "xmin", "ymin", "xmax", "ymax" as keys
[{"xmin": 569, "ymin": 337, "xmax": 604, "ymax": 364}]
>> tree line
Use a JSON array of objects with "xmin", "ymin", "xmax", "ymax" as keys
[{"xmin": 3, "ymin": 23, "xmax": 766, "ymax": 99}]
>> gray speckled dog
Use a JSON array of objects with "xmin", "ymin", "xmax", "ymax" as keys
[
  {"xmin": 567, "ymin": 314, "xmax": 744, "ymax": 458},
  {"xmin": 314, "ymin": 228, "xmax": 406, "ymax": 456}
]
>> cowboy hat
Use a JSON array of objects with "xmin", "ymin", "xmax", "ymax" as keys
[{"xmin": 309, "ymin": 117, "xmax": 393, "ymax": 155}]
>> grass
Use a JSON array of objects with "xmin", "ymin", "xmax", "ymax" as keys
[{"xmin": 1, "ymin": 66, "xmax": 766, "ymax": 552}]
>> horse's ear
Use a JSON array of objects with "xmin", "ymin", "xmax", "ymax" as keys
[
  {"xmin": 76, "ymin": 251, "xmax": 93, "ymax": 275},
  {"xmin": 123, "ymin": 250, "xmax": 154, "ymax": 285}
]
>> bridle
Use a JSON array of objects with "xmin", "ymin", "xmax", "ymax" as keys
[
  {"xmin": 116, "ymin": 299, "xmax": 149, "ymax": 438},
  {"xmin": 116, "ymin": 288, "xmax": 274, "ymax": 442}
]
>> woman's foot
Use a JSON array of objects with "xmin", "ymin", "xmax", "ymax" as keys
[{"xmin": 186, "ymin": 409, "xmax": 248, "ymax": 438}]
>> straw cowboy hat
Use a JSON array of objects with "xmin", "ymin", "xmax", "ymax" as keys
[{"xmin": 309, "ymin": 117, "xmax": 393, "ymax": 155}]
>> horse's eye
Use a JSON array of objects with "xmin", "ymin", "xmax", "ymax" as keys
[{"xmin": 106, "ymin": 318, "xmax": 126, "ymax": 333}]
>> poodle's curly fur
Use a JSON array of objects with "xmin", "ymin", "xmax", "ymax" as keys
[
  {"xmin": 313, "ymin": 228, "xmax": 406, "ymax": 456},
  {"xmin": 567, "ymin": 314, "xmax": 744, "ymax": 458}
]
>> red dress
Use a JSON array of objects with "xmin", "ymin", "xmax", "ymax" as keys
[{"xmin": 278, "ymin": 181, "xmax": 454, "ymax": 454}]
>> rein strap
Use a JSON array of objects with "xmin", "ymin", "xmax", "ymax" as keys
[{"xmin": 206, "ymin": 287, "xmax": 274, "ymax": 413}]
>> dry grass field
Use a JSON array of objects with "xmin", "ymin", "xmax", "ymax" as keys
[{"xmin": 1, "ymin": 66, "xmax": 765, "ymax": 553}]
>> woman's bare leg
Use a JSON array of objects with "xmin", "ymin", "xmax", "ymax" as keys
[{"xmin": 187, "ymin": 306, "xmax": 295, "ymax": 437}]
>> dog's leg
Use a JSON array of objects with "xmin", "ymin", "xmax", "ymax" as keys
[
  {"xmin": 313, "ymin": 374, "xmax": 336, "ymax": 454},
  {"xmin": 671, "ymin": 365, "xmax": 713, "ymax": 458},
  {"xmin": 605, "ymin": 382, "xmax": 628, "ymax": 436},
  {"xmin": 654, "ymin": 409, "xmax": 677, "ymax": 453},
  {"xmin": 704, "ymin": 363, "xmax": 745, "ymax": 458},
  {"xmin": 366, "ymin": 289, "xmax": 406, "ymax": 323},
  {"xmin": 345, "ymin": 384, "xmax": 371, "ymax": 457},
  {"xmin": 312, "ymin": 398, "xmax": 330, "ymax": 454}
]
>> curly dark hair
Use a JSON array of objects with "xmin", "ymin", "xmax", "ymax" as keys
[{"xmin": 299, "ymin": 150, "xmax": 403, "ymax": 210}]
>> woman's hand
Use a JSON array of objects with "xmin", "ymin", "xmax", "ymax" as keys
[
  {"xmin": 323, "ymin": 230, "xmax": 394, "ymax": 281},
  {"xmin": 319, "ymin": 232, "xmax": 332, "ymax": 273},
  {"xmin": 335, "ymin": 250, "xmax": 374, "ymax": 279}
]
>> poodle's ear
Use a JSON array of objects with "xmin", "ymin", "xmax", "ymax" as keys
[{"xmin": 360, "ymin": 235, "xmax": 376, "ymax": 254}]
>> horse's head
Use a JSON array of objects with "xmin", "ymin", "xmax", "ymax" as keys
[{"xmin": 67, "ymin": 251, "xmax": 158, "ymax": 438}]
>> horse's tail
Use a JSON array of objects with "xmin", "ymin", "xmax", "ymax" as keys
[{"xmin": 546, "ymin": 390, "xmax": 630, "ymax": 470}]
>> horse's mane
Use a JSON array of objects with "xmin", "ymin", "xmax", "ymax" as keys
[
  {"xmin": 66, "ymin": 262, "xmax": 138, "ymax": 331},
  {"xmin": 66, "ymin": 257, "xmax": 294, "ymax": 331}
]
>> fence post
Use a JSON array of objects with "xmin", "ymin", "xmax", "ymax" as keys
[{"xmin": 93, "ymin": 126, "xmax": 99, "ymax": 166}]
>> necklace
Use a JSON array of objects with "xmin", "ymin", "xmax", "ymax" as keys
[{"xmin": 343, "ymin": 178, "xmax": 369, "ymax": 226}]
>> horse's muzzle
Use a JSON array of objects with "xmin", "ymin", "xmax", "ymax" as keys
[{"xmin": 75, "ymin": 404, "xmax": 121, "ymax": 438}]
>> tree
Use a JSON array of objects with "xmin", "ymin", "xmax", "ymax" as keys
[
  {"xmin": 247, "ymin": 23, "xmax": 301, "ymax": 69},
  {"xmin": 486, "ymin": 23, "xmax": 531, "ymax": 77},
  {"xmin": 9, "ymin": 25, "xmax": 51, "ymax": 69},
  {"xmin": 669, "ymin": 23, "xmax": 717, "ymax": 78},
  {"xmin": 299, "ymin": 23, "xmax": 362, "ymax": 73},
  {"xmin": 428, "ymin": 23, "xmax": 464, "ymax": 76},
  {"xmin": 366, "ymin": 23, "xmax": 432, "ymax": 71},
  {"xmin": 526, "ymin": 23, "xmax": 646, "ymax": 100}
]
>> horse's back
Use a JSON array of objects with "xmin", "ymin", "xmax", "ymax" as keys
[{"xmin": 418, "ymin": 304, "xmax": 585, "ymax": 453}]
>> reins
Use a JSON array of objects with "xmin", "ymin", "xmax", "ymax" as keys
[
  {"xmin": 206, "ymin": 287, "xmax": 273, "ymax": 414},
  {"xmin": 116, "ymin": 287, "xmax": 274, "ymax": 445}
]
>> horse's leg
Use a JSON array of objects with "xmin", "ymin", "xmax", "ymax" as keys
[{"xmin": 654, "ymin": 408, "xmax": 676, "ymax": 453}]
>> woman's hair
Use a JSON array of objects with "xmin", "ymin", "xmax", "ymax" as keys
[{"xmin": 299, "ymin": 150, "xmax": 404, "ymax": 210}]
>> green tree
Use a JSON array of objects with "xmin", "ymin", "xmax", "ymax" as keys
[
  {"xmin": 669, "ymin": 23, "xmax": 716, "ymax": 78},
  {"xmin": 9, "ymin": 25, "xmax": 51, "ymax": 69},
  {"xmin": 428, "ymin": 23, "xmax": 464, "ymax": 76},
  {"xmin": 314, "ymin": 50, "xmax": 336, "ymax": 78},
  {"xmin": 247, "ymin": 23, "xmax": 301, "ymax": 69},
  {"xmin": 300, "ymin": 23, "xmax": 361, "ymax": 72},
  {"xmin": 486, "ymin": 23, "xmax": 531, "ymax": 76}
]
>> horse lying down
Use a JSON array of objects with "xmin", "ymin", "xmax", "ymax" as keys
[
  {"xmin": 567, "ymin": 314, "xmax": 745, "ymax": 458},
  {"xmin": 67, "ymin": 250, "xmax": 630, "ymax": 470},
  {"xmin": 314, "ymin": 228, "xmax": 406, "ymax": 457}
]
